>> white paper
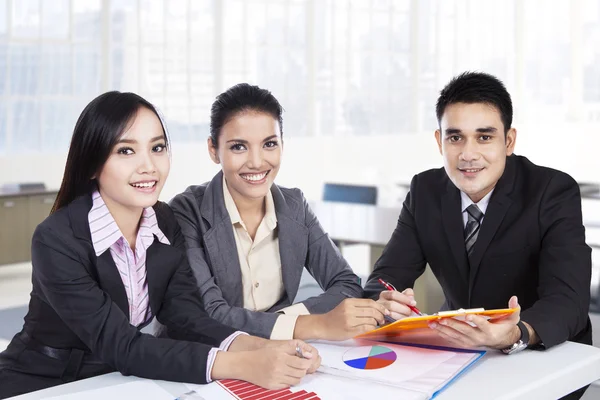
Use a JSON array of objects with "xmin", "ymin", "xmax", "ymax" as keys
[
  {"xmin": 41, "ymin": 381, "xmax": 174, "ymax": 400},
  {"xmin": 312, "ymin": 339, "xmax": 481, "ymax": 396}
]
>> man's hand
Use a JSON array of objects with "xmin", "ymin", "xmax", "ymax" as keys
[
  {"xmin": 377, "ymin": 288, "xmax": 418, "ymax": 320},
  {"xmin": 428, "ymin": 296, "xmax": 524, "ymax": 349}
]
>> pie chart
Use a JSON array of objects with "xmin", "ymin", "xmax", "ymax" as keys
[{"xmin": 343, "ymin": 345, "xmax": 397, "ymax": 370}]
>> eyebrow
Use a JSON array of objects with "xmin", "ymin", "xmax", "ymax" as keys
[
  {"xmin": 117, "ymin": 135, "xmax": 165, "ymax": 144},
  {"xmin": 444, "ymin": 127, "xmax": 498, "ymax": 135},
  {"xmin": 225, "ymin": 135, "xmax": 280, "ymax": 144}
]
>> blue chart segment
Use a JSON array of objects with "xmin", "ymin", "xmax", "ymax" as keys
[{"xmin": 343, "ymin": 345, "xmax": 397, "ymax": 370}]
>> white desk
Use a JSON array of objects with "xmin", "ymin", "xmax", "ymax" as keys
[{"xmin": 10, "ymin": 341, "xmax": 600, "ymax": 400}]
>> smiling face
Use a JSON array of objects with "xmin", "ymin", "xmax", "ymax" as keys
[
  {"xmin": 96, "ymin": 106, "xmax": 170, "ymax": 216},
  {"xmin": 435, "ymin": 102, "xmax": 516, "ymax": 203},
  {"xmin": 208, "ymin": 111, "xmax": 282, "ymax": 203}
]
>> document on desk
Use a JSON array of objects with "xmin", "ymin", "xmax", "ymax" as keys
[
  {"xmin": 312, "ymin": 339, "xmax": 485, "ymax": 399},
  {"xmin": 41, "ymin": 381, "xmax": 173, "ymax": 400}
]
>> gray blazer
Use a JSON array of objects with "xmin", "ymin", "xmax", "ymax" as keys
[{"xmin": 169, "ymin": 171, "xmax": 363, "ymax": 338}]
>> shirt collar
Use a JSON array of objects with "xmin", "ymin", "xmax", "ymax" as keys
[
  {"xmin": 88, "ymin": 191, "xmax": 169, "ymax": 256},
  {"xmin": 222, "ymin": 176, "xmax": 277, "ymax": 231},
  {"xmin": 460, "ymin": 188, "xmax": 494, "ymax": 215}
]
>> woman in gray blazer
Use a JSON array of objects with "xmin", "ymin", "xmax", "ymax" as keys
[{"xmin": 170, "ymin": 83, "xmax": 390, "ymax": 341}]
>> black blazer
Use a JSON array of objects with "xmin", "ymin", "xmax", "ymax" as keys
[
  {"xmin": 169, "ymin": 171, "xmax": 363, "ymax": 338},
  {"xmin": 365, "ymin": 155, "xmax": 592, "ymax": 348},
  {"xmin": 0, "ymin": 194, "xmax": 236, "ymax": 385}
]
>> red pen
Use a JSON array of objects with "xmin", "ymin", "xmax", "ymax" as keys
[{"xmin": 378, "ymin": 278, "xmax": 424, "ymax": 316}]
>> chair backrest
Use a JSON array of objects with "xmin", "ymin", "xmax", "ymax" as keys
[{"xmin": 322, "ymin": 183, "xmax": 377, "ymax": 205}]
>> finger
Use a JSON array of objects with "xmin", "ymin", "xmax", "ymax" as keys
[
  {"xmin": 295, "ymin": 340, "xmax": 316, "ymax": 359},
  {"xmin": 378, "ymin": 300, "xmax": 412, "ymax": 319},
  {"xmin": 438, "ymin": 318, "xmax": 481, "ymax": 335},
  {"xmin": 429, "ymin": 321, "xmax": 472, "ymax": 343},
  {"xmin": 466, "ymin": 314, "xmax": 491, "ymax": 331},
  {"xmin": 402, "ymin": 288, "xmax": 415, "ymax": 298},
  {"xmin": 281, "ymin": 374, "xmax": 303, "ymax": 387},
  {"xmin": 379, "ymin": 290, "xmax": 417, "ymax": 306},
  {"xmin": 286, "ymin": 355, "xmax": 314, "ymax": 371},
  {"xmin": 433, "ymin": 327, "xmax": 471, "ymax": 348},
  {"xmin": 355, "ymin": 299, "xmax": 390, "ymax": 316},
  {"xmin": 356, "ymin": 307, "xmax": 386, "ymax": 325},
  {"xmin": 508, "ymin": 295, "xmax": 520, "ymax": 310},
  {"xmin": 308, "ymin": 355, "xmax": 321, "ymax": 374}
]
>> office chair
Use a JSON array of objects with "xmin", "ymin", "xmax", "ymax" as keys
[{"xmin": 322, "ymin": 183, "xmax": 378, "ymax": 205}]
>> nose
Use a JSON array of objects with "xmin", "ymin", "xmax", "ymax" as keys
[
  {"xmin": 460, "ymin": 138, "xmax": 480, "ymax": 162},
  {"xmin": 137, "ymin": 151, "xmax": 156, "ymax": 174},
  {"xmin": 246, "ymin": 147, "xmax": 263, "ymax": 170}
]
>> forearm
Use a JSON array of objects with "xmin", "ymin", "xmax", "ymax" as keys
[
  {"xmin": 293, "ymin": 314, "xmax": 326, "ymax": 340},
  {"xmin": 227, "ymin": 334, "xmax": 268, "ymax": 352},
  {"xmin": 522, "ymin": 321, "xmax": 540, "ymax": 346},
  {"xmin": 211, "ymin": 351, "xmax": 250, "ymax": 381}
]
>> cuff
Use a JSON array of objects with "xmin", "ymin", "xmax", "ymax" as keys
[
  {"xmin": 278, "ymin": 302, "xmax": 311, "ymax": 316},
  {"xmin": 269, "ymin": 314, "xmax": 299, "ymax": 340},
  {"xmin": 206, "ymin": 331, "xmax": 248, "ymax": 382}
]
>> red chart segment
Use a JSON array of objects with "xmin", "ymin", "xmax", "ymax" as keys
[
  {"xmin": 343, "ymin": 345, "xmax": 397, "ymax": 370},
  {"xmin": 218, "ymin": 379, "xmax": 321, "ymax": 400}
]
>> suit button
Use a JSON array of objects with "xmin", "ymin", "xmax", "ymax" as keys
[{"xmin": 254, "ymin": 282, "xmax": 260, "ymax": 288}]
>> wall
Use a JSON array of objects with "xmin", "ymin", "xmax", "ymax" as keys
[{"xmin": 0, "ymin": 124, "xmax": 598, "ymax": 206}]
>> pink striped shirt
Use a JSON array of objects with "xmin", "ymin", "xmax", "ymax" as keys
[
  {"xmin": 89, "ymin": 190, "xmax": 170, "ymax": 326},
  {"xmin": 88, "ymin": 191, "xmax": 246, "ymax": 381}
]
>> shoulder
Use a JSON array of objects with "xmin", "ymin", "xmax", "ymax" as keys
[
  {"xmin": 274, "ymin": 184, "xmax": 306, "ymax": 215},
  {"xmin": 512, "ymin": 155, "xmax": 578, "ymax": 194},
  {"xmin": 408, "ymin": 167, "xmax": 449, "ymax": 196},
  {"xmin": 169, "ymin": 183, "xmax": 209, "ymax": 211}
]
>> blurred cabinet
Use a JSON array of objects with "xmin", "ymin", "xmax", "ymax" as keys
[{"xmin": 0, "ymin": 191, "xmax": 57, "ymax": 265}]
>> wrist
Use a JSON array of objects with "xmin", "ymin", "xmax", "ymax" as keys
[
  {"xmin": 228, "ymin": 335, "xmax": 267, "ymax": 352},
  {"xmin": 211, "ymin": 350, "xmax": 250, "ymax": 381},
  {"xmin": 294, "ymin": 314, "xmax": 325, "ymax": 340}
]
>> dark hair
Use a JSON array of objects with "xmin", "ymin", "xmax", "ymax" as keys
[
  {"xmin": 51, "ymin": 91, "xmax": 167, "ymax": 214},
  {"xmin": 209, "ymin": 83, "xmax": 284, "ymax": 147},
  {"xmin": 435, "ymin": 71, "xmax": 513, "ymax": 133}
]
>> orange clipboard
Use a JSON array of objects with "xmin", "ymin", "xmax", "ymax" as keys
[{"xmin": 356, "ymin": 307, "xmax": 517, "ymax": 340}]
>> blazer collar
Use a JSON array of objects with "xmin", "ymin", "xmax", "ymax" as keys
[{"xmin": 199, "ymin": 171, "xmax": 307, "ymax": 307}]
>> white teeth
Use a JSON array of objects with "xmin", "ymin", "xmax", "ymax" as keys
[
  {"xmin": 241, "ymin": 172, "xmax": 267, "ymax": 182},
  {"xmin": 131, "ymin": 181, "xmax": 156, "ymax": 188}
]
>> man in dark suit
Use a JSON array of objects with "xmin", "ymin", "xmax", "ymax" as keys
[{"xmin": 365, "ymin": 72, "xmax": 592, "ymax": 389}]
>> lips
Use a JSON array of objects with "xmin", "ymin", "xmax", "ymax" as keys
[
  {"xmin": 130, "ymin": 181, "xmax": 157, "ymax": 189},
  {"xmin": 240, "ymin": 170, "xmax": 270, "ymax": 183}
]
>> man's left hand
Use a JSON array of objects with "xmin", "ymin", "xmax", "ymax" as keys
[{"xmin": 428, "ymin": 296, "xmax": 522, "ymax": 349}]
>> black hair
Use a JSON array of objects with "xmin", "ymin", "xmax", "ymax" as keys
[
  {"xmin": 209, "ymin": 83, "xmax": 284, "ymax": 147},
  {"xmin": 51, "ymin": 91, "xmax": 167, "ymax": 213},
  {"xmin": 436, "ymin": 71, "xmax": 513, "ymax": 133}
]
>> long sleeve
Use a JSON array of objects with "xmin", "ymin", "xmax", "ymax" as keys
[
  {"xmin": 295, "ymin": 192, "xmax": 364, "ymax": 313},
  {"xmin": 31, "ymin": 225, "xmax": 225, "ymax": 384},
  {"xmin": 363, "ymin": 176, "xmax": 427, "ymax": 300},
  {"xmin": 170, "ymin": 193, "xmax": 281, "ymax": 338},
  {"xmin": 519, "ymin": 173, "xmax": 592, "ymax": 348}
]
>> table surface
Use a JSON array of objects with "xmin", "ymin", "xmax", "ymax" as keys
[{"xmin": 10, "ymin": 341, "xmax": 600, "ymax": 400}]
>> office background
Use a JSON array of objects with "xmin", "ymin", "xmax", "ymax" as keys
[{"xmin": 0, "ymin": 1, "xmax": 599, "ymax": 397}]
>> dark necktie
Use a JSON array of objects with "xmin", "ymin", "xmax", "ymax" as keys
[{"xmin": 465, "ymin": 204, "xmax": 484, "ymax": 261}]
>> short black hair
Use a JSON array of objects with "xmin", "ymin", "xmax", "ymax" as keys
[
  {"xmin": 210, "ymin": 83, "xmax": 284, "ymax": 147},
  {"xmin": 436, "ymin": 71, "xmax": 513, "ymax": 133}
]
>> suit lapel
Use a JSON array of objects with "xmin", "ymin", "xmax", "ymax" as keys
[
  {"xmin": 467, "ymin": 157, "xmax": 516, "ymax": 293},
  {"xmin": 199, "ymin": 172, "xmax": 245, "ymax": 307},
  {"xmin": 146, "ymin": 240, "xmax": 183, "ymax": 315},
  {"xmin": 441, "ymin": 183, "xmax": 470, "ymax": 283},
  {"xmin": 95, "ymin": 250, "xmax": 130, "ymax": 318},
  {"xmin": 68, "ymin": 194, "xmax": 131, "ymax": 319},
  {"xmin": 273, "ymin": 185, "xmax": 308, "ymax": 304}
]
